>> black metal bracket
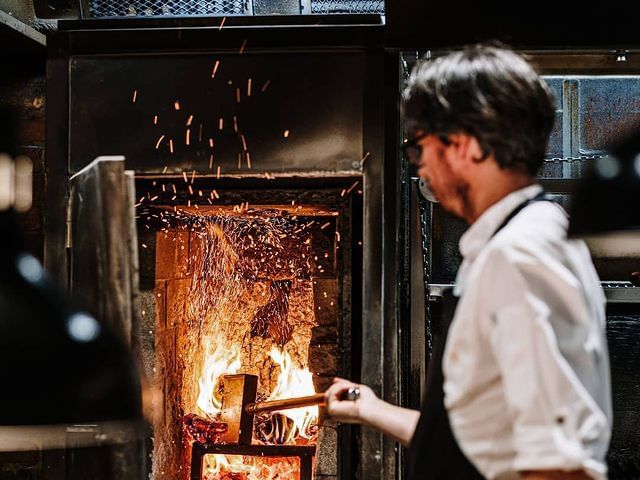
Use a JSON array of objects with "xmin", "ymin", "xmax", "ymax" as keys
[{"xmin": 190, "ymin": 443, "xmax": 316, "ymax": 480}]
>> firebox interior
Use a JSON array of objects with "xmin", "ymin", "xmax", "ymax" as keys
[{"xmin": 135, "ymin": 182, "xmax": 360, "ymax": 479}]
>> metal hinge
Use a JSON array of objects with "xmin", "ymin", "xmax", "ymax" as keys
[
  {"xmin": 65, "ymin": 193, "xmax": 72, "ymax": 249},
  {"xmin": 428, "ymin": 283, "xmax": 455, "ymax": 301}
]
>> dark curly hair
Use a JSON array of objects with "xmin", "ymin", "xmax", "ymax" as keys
[{"xmin": 402, "ymin": 44, "xmax": 555, "ymax": 176}]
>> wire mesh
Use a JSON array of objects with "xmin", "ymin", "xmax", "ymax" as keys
[
  {"xmin": 310, "ymin": 0, "xmax": 384, "ymax": 13},
  {"xmin": 89, "ymin": 0, "xmax": 384, "ymax": 16},
  {"xmin": 88, "ymin": 0, "xmax": 246, "ymax": 17}
]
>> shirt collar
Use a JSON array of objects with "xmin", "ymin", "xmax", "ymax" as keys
[{"xmin": 459, "ymin": 184, "xmax": 543, "ymax": 262}]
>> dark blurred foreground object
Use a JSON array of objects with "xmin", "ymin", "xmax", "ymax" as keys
[
  {"xmin": 0, "ymin": 107, "xmax": 145, "ymax": 478},
  {"xmin": 568, "ymin": 125, "xmax": 640, "ymax": 479},
  {"xmin": 568, "ymin": 126, "xmax": 640, "ymax": 257}
]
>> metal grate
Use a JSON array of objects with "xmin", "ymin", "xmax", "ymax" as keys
[
  {"xmin": 88, "ymin": 0, "xmax": 246, "ymax": 17},
  {"xmin": 310, "ymin": 0, "xmax": 384, "ymax": 13}
]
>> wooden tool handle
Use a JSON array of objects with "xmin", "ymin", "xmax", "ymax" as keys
[
  {"xmin": 245, "ymin": 387, "xmax": 361, "ymax": 415},
  {"xmin": 246, "ymin": 393, "xmax": 326, "ymax": 414}
]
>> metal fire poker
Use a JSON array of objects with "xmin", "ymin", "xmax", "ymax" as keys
[
  {"xmin": 219, "ymin": 374, "xmax": 360, "ymax": 444},
  {"xmin": 247, "ymin": 386, "xmax": 360, "ymax": 414}
]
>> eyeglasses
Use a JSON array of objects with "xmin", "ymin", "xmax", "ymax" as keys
[
  {"xmin": 402, "ymin": 132, "xmax": 453, "ymax": 166},
  {"xmin": 402, "ymin": 133, "xmax": 428, "ymax": 166}
]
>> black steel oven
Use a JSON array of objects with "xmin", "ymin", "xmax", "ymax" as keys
[{"xmin": 44, "ymin": 15, "xmax": 402, "ymax": 480}]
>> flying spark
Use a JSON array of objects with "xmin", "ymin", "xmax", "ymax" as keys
[{"xmin": 211, "ymin": 60, "xmax": 220, "ymax": 78}]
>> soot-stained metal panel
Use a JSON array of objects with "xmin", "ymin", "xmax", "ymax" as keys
[
  {"xmin": 579, "ymin": 77, "xmax": 640, "ymax": 155},
  {"xmin": 69, "ymin": 52, "xmax": 365, "ymax": 174},
  {"xmin": 606, "ymin": 315, "xmax": 640, "ymax": 477}
]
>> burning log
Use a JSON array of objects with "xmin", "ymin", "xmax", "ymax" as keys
[{"xmin": 183, "ymin": 413, "xmax": 228, "ymax": 445}]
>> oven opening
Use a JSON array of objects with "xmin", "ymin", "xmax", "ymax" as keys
[{"xmin": 137, "ymin": 184, "xmax": 360, "ymax": 479}]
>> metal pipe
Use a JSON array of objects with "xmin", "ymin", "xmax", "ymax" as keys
[
  {"xmin": 245, "ymin": 387, "xmax": 360, "ymax": 414},
  {"xmin": 246, "ymin": 393, "xmax": 326, "ymax": 414}
]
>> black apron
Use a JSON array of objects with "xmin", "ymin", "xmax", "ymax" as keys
[{"xmin": 407, "ymin": 191, "xmax": 551, "ymax": 479}]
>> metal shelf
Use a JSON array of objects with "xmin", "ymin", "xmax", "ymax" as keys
[
  {"xmin": 428, "ymin": 283, "xmax": 454, "ymax": 301},
  {"xmin": 429, "ymin": 282, "xmax": 640, "ymax": 304},
  {"xmin": 0, "ymin": 9, "xmax": 46, "ymax": 58},
  {"xmin": 602, "ymin": 281, "xmax": 640, "ymax": 304}
]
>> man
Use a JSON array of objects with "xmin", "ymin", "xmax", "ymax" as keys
[{"xmin": 325, "ymin": 44, "xmax": 612, "ymax": 480}]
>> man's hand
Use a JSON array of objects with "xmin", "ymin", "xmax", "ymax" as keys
[
  {"xmin": 521, "ymin": 470, "xmax": 593, "ymax": 480},
  {"xmin": 324, "ymin": 377, "xmax": 421, "ymax": 446},
  {"xmin": 324, "ymin": 377, "xmax": 379, "ymax": 424}
]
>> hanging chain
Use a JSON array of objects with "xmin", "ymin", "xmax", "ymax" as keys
[
  {"xmin": 418, "ymin": 195, "xmax": 433, "ymax": 359},
  {"xmin": 544, "ymin": 154, "xmax": 607, "ymax": 163}
]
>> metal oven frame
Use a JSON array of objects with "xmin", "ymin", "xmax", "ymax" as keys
[
  {"xmin": 190, "ymin": 444, "xmax": 316, "ymax": 480},
  {"xmin": 44, "ymin": 15, "xmax": 408, "ymax": 478}
]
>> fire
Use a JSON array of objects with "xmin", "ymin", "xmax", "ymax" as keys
[
  {"xmin": 184, "ymin": 214, "xmax": 321, "ymax": 479},
  {"xmin": 195, "ymin": 344, "xmax": 318, "ymax": 440},
  {"xmin": 204, "ymin": 454, "xmax": 300, "ymax": 480},
  {"xmin": 266, "ymin": 347, "xmax": 317, "ymax": 443},
  {"xmin": 195, "ymin": 345, "xmax": 318, "ymax": 479},
  {"xmin": 196, "ymin": 341, "xmax": 241, "ymax": 416}
]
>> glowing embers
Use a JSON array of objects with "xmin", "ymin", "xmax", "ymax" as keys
[
  {"xmin": 190, "ymin": 445, "xmax": 315, "ymax": 480},
  {"xmin": 204, "ymin": 454, "xmax": 299, "ymax": 480}
]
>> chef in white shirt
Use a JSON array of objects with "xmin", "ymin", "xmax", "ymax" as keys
[{"xmin": 324, "ymin": 43, "xmax": 612, "ymax": 480}]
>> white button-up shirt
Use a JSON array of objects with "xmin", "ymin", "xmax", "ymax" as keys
[{"xmin": 443, "ymin": 184, "xmax": 612, "ymax": 480}]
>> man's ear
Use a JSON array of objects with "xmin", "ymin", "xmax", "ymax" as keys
[
  {"xmin": 447, "ymin": 133, "xmax": 484, "ymax": 166},
  {"xmin": 467, "ymin": 136, "xmax": 485, "ymax": 164}
]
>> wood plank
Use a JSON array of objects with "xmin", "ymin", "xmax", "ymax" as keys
[{"xmin": 69, "ymin": 156, "xmax": 134, "ymax": 344}]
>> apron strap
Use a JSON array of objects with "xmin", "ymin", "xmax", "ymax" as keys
[{"xmin": 491, "ymin": 190, "xmax": 552, "ymax": 238}]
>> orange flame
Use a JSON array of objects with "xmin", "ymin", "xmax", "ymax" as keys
[
  {"xmin": 195, "ymin": 345, "xmax": 317, "ymax": 478},
  {"xmin": 203, "ymin": 454, "xmax": 300, "ymax": 479},
  {"xmin": 190, "ymin": 213, "xmax": 320, "ymax": 478},
  {"xmin": 196, "ymin": 341, "xmax": 241, "ymax": 417},
  {"xmin": 266, "ymin": 347, "xmax": 317, "ymax": 443}
]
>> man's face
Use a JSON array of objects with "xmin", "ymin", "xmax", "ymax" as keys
[{"xmin": 412, "ymin": 134, "xmax": 473, "ymax": 221}]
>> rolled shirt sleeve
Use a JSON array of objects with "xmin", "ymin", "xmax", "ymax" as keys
[{"xmin": 485, "ymin": 246, "xmax": 609, "ymax": 478}]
